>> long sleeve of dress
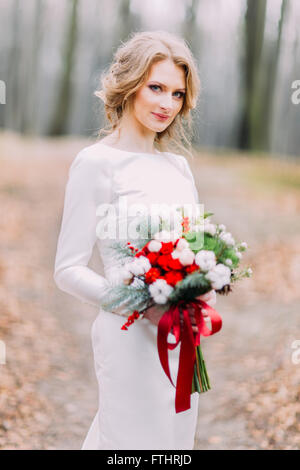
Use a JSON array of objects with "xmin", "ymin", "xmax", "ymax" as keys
[
  {"xmin": 53, "ymin": 148, "xmax": 111, "ymax": 308},
  {"xmin": 176, "ymin": 154, "xmax": 199, "ymax": 204}
]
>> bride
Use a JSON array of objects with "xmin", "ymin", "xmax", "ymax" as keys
[{"xmin": 53, "ymin": 30, "xmax": 217, "ymax": 450}]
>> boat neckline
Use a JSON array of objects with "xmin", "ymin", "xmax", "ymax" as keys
[{"xmin": 97, "ymin": 141, "xmax": 167, "ymax": 157}]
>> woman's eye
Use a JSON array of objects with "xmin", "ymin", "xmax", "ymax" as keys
[
  {"xmin": 149, "ymin": 85, "xmax": 185, "ymax": 99},
  {"xmin": 174, "ymin": 91, "xmax": 185, "ymax": 99},
  {"xmin": 149, "ymin": 85, "xmax": 161, "ymax": 92}
]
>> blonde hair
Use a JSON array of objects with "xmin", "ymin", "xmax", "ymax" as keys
[{"xmin": 94, "ymin": 30, "xmax": 201, "ymax": 158}]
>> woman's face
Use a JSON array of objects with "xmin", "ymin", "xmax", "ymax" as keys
[{"xmin": 132, "ymin": 59, "xmax": 186, "ymax": 132}]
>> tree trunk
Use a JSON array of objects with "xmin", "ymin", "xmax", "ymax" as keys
[
  {"xmin": 238, "ymin": 0, "xmax": 267, "ymax": 151},
  {"xmin": 48, "ymin": 0, "xmax": 78, "ymax": 136}
]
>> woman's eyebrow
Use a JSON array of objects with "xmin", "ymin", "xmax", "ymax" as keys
[{"xmin": 149, "ymin": 81, "xmax": 186, "ymax": 91}]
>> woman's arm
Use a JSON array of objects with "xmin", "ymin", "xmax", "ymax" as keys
[
  {"xmin": 178, "ymin": 155, "xmax": 199, "ymax": 204},
  {"xmin": 53, "ymin": 148, "xmax": 111, "ymax": 309}
]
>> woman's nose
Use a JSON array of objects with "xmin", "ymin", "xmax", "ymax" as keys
[{"xmin": 159, "ymin": 94, "xmax": 173, "ymax": 111}]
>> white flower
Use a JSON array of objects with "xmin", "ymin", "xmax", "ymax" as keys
[
  {"xmin": 171, "ymin": 249, "xmax": 180, "ymax": 259},
  {"xmin": 205, "ymin": 263, "xmax": 231, "ymax": 290},
  {"xmin": 178, "ymin": 248, "xmax": 195, "ymax": 266},
  {"xmin": 219, "ymin": 231, "xmax": 235, "ymax": 246},
  {"xmin": 127, "ymin": 261, "xmax": 144, "ymax": 276},
  {"xmin": 149, "ymin": 279, "xmax": 173, "ymax": 304},
  {"xmin": 127, "ymin": 256, "xmax": 151, "ymax": 276},
  {"xmin": 196, "ymin": 219, "xmax": 216, "ymax": 236},
  {"xmin": 195, "ymin": 250, "xmax": 216, "ymax": 271},
  {"xmin": 247, "ymin": 267, "xmax": 253, "ymax": 275},
  {"xmin": 120, "ymin": 266, "xmax": 134, "ymax": 285},
  {"xmin": 225, "ymin": 258, "xmax": 233, "ymax": 266},
  {"xmin": 218, "ymin": 224, "xmax": 226, "ymax": 232},
  {"xmin": 240, "ymin": 242, "xmax": 248, "ymax": 249},
  {"xmin": 176, "ymin": 238, "xmax": 189, "ymax": 251},
  {"xmin": 138, "ymin": 255, "xmax": 152, "ymax": 271},
  {"xmin": 148, "ymin": 240, "xmax": 162, "ymax": 252},
  {"xmin": 204, "ymin": 222, "xmax": 217, "ymax": 236},
  {"xmin": 236, "ymin": 252, "xmax": 242, "ymax": 260}
]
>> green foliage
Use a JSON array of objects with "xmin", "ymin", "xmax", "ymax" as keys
[
  {"xmin": 167, "ymin": 272, "xmax": 211, "ymax": 304},
  {"xmin": 218, "ymin": 246, "xmax": 239, "ymax": 267},
  {"xmin": 101, "ymin": 282, "xmax": 150, "ymax": 314},
  {"xmin": 183, "ymin": 231, "xmax": 204, "ymax": 251}
]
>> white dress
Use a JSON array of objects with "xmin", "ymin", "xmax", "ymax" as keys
[{"xmin": 53, "ymin": 141, "xmax": 200, "ymax": 450}]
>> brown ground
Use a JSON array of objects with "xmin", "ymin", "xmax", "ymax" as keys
[{"xmin": 0, "ymin": 131, "xmax": 299, "ymax": 450}]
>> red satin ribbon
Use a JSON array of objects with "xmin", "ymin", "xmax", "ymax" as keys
[{"xmin": 157, "ymin": 299, "xmax": 222, "ymax": 414}]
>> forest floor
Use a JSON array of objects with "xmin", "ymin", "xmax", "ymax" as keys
[{"xmin": 0, "ymin": 132, "xmax": 299, "ymax": 450}]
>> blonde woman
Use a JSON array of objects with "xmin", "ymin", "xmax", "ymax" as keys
[{"xmin": 53, "ymin": 30, "xmax": 216, "ymax": 450}]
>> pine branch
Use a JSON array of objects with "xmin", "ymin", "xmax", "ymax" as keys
[
  {"xmin": 101, "ymin": 283, "xmax": 151, "ymax": 314},
  {"xmin": 168, "ymin": 271, "xmax": 211, "ymax": 304}
]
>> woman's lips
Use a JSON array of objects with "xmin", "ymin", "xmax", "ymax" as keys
[{"xmin": 151, "ymin": 112, "xmax": 169, "ymax": 121}]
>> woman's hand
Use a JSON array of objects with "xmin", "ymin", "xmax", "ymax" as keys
[
  {"xmin": 196, "ymin": 289, "xmax": 217, "ymax": 307},
  {"xmin": 184, "ymin": 289, "xmax": 216, "ymax": 334},
  {"xmin": 143, "ymin": 304, "xmax": 165, "ymax": 327}
]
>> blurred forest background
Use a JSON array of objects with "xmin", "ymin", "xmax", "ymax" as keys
[
  {"xmin": 0, "ymin": 0, "xmax": 300, "ymax": 155},
  {"xmin": 0, "ymin": 0, "xmax": 299, "ymax": 450}
]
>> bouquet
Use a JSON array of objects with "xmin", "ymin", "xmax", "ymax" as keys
[{"xmin": 100, "ymin": 207, "xmax": 252, "ymax": 413}]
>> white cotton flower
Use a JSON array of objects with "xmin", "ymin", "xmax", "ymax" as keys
[
  {"xmin": 225, "ymin": 258, "xmax": 233, "ymax": 266},
  {"xmin": 178, "ymin": 248, "xmax": 195, "ymax": 266},
  {"xmin": 171, "ymin": 249, "xmax": 180, "ymax": 259},
  {"xmin": 204, "ymin": 223, "xmax": 217, "ymax": 236},
  {"xmin": 240, "ymin": 242, "xmax": 248, "ymax": 249},
  {"xmin": 218, "ymin": 224, "xmax": 226, "ymax": 232},
  {"xmin": 138, "ymin": 256, "xmax": 152, "ymax": 272},
  {"xmin": 127, "ymin": 256, "xmax": 151, "ymax": 276},
  {"xmin": 153, "ymin": 294, "xmax": 169, "ymax": 304},
  {"xmin": 219, "ymin": 231, "xmax": 235, "ymax": 246},
  {"xmin": 149, "ymin": 279, "xmax": 173, "ymax": 304},
  {"xmin": 148, "ymin": 240, "xmax": 162, "ymax": 252},
  {"xmin": 236, "ymin": 252, "xmax": 242, "ymax": 260},
  {"xmin": 176, "ymin": 238, "xmax": 189, "ymax": 251},
  {"xmin": 128, "ymin": 260, "xmax": 145, "ymax": 276},
  {"xmin": 205, "ymin": 263, "xmax": 231, "ymax": 290},
  {"xmin": 120, "ymin": 266, "xmax": 134, "ymax": 285},
  {"xmin": 195, "ymin": 250, "xmax": 216, "ymax": 271}
]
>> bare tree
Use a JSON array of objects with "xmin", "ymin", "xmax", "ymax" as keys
[
  {"xmin": 48, "ymin": 0, "xmax": 79, "ymax": 136},
  {"xmin": 238, "ymin": 0, "xmax": 267, "ymax": 150},
  {"xmin": 262, "ymin": 0, "xmax": 288, "ymax": 150}
]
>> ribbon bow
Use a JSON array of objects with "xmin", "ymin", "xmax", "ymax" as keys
[{"xmin": 157, "ymin": 298, "xmax": 222, "ymax": 413}]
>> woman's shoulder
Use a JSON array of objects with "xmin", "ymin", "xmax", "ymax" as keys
[
  {"xmin": 165, "ymin": 151, "xmax": 192, "ymax": 177},
  {"xmin": 69, "ymin": 142, "xmax": 113, "ymax": 174}
]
